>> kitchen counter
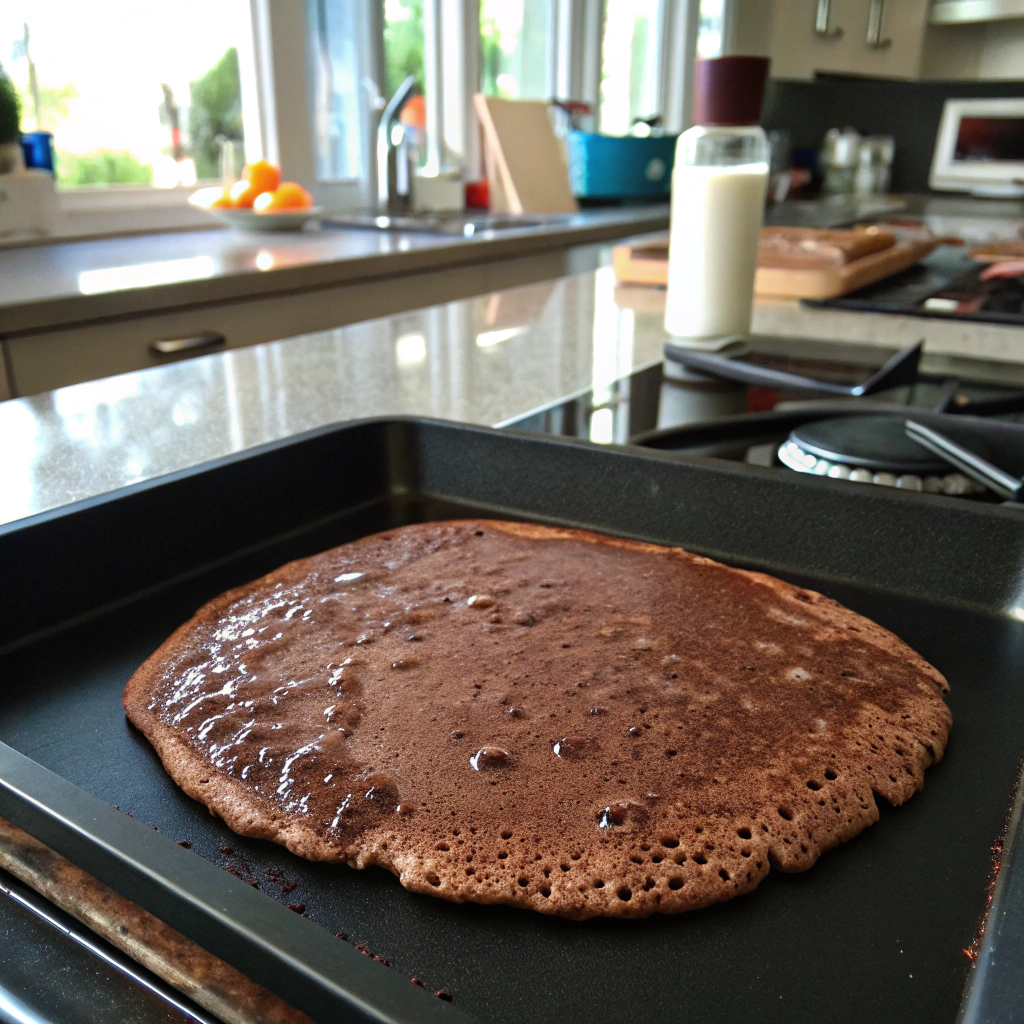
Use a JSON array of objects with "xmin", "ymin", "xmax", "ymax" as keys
[
  {"xmin": 7, "ymin": 259, "xmax": 1024, "ymax": 530},
  {"xmin": 0, "ymin": 267, "xmax": 661, "ymax": 526},
  {"xmin": 0, "ymin": 206, "xmax": 669, "ymax": 337}
]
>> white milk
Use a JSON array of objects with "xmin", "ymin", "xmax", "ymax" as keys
[{"xmin": 663, "ymin": 162, "xmax": 769, "ymax": 341}]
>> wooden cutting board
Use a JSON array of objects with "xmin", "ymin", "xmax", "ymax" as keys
[
  {"xmin": 473, "ymin": 95, "xmax": 578, "ymax": 215},
  {"xmin": 613, "ymin": 235, "xmax": 939, "ymax": 300}
]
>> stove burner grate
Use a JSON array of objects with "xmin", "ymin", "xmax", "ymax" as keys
[
  {"xmin": 776, "ymin": 415, "xmax": 986, "ymax": 495},
  {"xmin": 776, "ymin": 439, "xmax": 984, "ymax": 494}
]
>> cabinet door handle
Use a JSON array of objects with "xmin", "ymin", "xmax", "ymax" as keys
[
  {"xmin": 815, "ymin": 0, "xmax": 843, "ymax": 38},
  {"xmin": 150, "ymin": 332, "xmax": 226, "ymax": 356},
  {"xmin": 866, "ymin": 0, "xmax": 892, "ymax": 48}
]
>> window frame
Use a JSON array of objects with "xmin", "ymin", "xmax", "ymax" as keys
[
  {"xmin": 38, "ymin": 0, "xmax": 704, "ymax": 240},
  {"xmin": 40, "ymin": 0, "xmax": 374, "ymax": 237}
]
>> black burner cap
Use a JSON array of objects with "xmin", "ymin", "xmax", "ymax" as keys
[{"xmin": 789, "ymin": 416, "xmax": 952, "ymax": 474}]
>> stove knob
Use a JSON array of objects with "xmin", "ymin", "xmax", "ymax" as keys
[
  {"xmin": 827, "ymin": 464, "xmax": 852, "ymax": 480},
  {"xmin": 896, "ymin": 475, "xmax": 923, "ymax": 492},
  {"xmin": 849, "ymin": 468, "xmax": 873, "ymax": 484},
  {"xmin": 873, "ymin": 472, "xmax": 898, "ymax": 487},
  {"xmin": 923, "ymin": 476, "xmax": 944, "ymax": 494}
]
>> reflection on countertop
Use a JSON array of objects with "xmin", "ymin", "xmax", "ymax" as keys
[
  {"xmin": 0, "ymin": 206, "xmax": 670, "ymax": 336},
  {"xmin": 0, "ymin": 268, "xmax": 662, "ymax": 527}
]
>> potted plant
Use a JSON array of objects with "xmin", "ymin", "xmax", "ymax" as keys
[{"xmin": 0, "ymin": 65, "xmax": 23, "ymax": 174}]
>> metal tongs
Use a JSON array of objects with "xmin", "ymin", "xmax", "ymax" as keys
[{"xmin": 905, "ymin": 420, "xmax": 1024, "ymax": 503}]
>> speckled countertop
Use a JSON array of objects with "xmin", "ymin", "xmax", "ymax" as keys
[
  {"xmin": 0, "ymin": 268, "xmax": 661, "ymax": 526},
  {"xmin": 6, "ymin": 257, "xmax": 1024, "ymax": 530},
  {"xmin": 0, "ymin": 206, "xmax": 669, "ymax": 336}
]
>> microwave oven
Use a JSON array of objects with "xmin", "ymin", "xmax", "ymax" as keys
[{"xmin": 929, "ymin": 97, "xmax": 1024, "ymax": 197}]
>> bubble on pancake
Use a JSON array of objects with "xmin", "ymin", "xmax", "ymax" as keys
[
  {"xmin": 124, "ymin": 519, "xmax": 951, "ymax": 920},
  {"xmin": 470, "ymin": 747, "xmax": 511, "ymax": 771}
]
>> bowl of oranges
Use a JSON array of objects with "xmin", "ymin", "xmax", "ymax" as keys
[{"xmin": 191, "ymin": 160, "xmax": 320, "ymax": 232}]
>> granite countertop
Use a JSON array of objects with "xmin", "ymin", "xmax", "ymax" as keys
[
  {"xmin": 0, "ymin": 268, "xmax": 663, "ymax": 527},
  {"xmin": 0, "ymin": 206, "xmax": 669, "ymax": 336},
  {"xmin": 6, "ymin": 193, "xmax": 1022, "ymax": 341},
  {"xmin": 8, "ymin": 257, "xmax": 1024, "ymax": 530}
]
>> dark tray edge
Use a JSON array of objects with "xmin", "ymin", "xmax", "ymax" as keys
[{"xmin": 0, "ymin": 742, "xmax": 470, "ymax": 1024}]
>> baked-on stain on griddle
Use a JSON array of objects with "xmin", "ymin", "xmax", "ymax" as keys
[
  {"xmin": 209, "ymin": 838, "xmax": 449, "ymax": 991},
  {"xmin": 963, "ymin": 762, "xmax": 1020, "ymax": 962},
  {"xmin": 123, "ymin": 520, "xmax": 952, "ymax": 920}
]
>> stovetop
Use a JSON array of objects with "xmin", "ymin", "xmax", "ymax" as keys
[
  {"xmin": 808, "ymin": 245, "xmax": 1024, "ymax": 327},
  {"xmin": 504, "ymin": 334, "xmax": 1024, "ymax": 505}
]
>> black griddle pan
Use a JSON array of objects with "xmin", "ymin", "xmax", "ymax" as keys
[{"xmin": 1, "ymin": 417, "xmax": 1023, "ymax": 1024}]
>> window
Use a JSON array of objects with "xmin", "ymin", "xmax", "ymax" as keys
[
  {"xmin": 1, "ymin": 0, "xmax": 701, "ymax": 235},
  {"xmin": 310, "ymin": 0, "xmax": 368, "ymax": 182},
  {"xmin": 598, "ymin": 0, "xmax": 660, "ymax": 136},
  {"xmin": 1, "ymin": 0, "xmax": 247, "ymax": 189},
  {"xmin": 697, "ymin": 0, "xmax": 725, "ymax": 59},
  {"xmin": 597, "ymin": 0, "xmax": 720, "ymax": 136},
  {"xmin": 383, "ymin": 0, "xmax": 425, "ymax": 99},
  {"xmin": 480, "ymin": 0, "xmax": 553, "ymax": 100}
]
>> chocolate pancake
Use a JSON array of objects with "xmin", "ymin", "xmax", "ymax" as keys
[{"xmin": 123, "ymin": 520, "xmax": 951, "ymax": 920}]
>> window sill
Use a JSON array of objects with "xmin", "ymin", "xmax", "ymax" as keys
[
  {"xmin": 0, "ymin": 181, "xmax": 366, "ymax": 249},
  {"xmin": 0, "ymin": 186, "xmax": 220, "ymax": 249}
]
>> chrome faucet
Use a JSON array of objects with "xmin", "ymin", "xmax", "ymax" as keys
[{"xmin": 377, "ymin": 75, "xmax": 420, "ymax": 215}]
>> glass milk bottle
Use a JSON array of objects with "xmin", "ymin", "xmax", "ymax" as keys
[{"xmin": 664, "ymin": 57, "xmax": 770, "ymax": 343}]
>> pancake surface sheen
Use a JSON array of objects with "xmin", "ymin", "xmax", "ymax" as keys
[{"xmin": 124, "ymin": 520, "xmax": 951, "ymax": 919}]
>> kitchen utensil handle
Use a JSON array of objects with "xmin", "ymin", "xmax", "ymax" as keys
[
  {"xmin": 663, "ymin": 339, "xmax": 921, "ymax": 398},
  {"xmin": 905, "ymin": 420, "xmax": 1024, "ymax": 501},
  {"xmin": 815, "ymin": 0, "xmax": 843, "ymax": 38},
  {"xmin": 664, "ymin": 342, "xmax": 852, "ymax": 395},
  {"xmin": 150, "ymin": 333, "xmax": 226, "ymax": 356},
  {"xmin": 866, "ymin": 0, "xmax": 892, "ymax": 49},
  {"xmin": 855, "ymin": 340, "xmax": 922, "ymax": 396}
]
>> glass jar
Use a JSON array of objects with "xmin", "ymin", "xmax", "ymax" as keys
[{"xmin": 663, "ymin": 123, "xmax": 770, "ymax": 342}]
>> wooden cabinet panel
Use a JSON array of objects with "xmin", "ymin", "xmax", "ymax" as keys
[
  {"xmin": 769, "ymin": 0, "xmax": 931, "ymax": 80},
  {"xmin": 5, "ymin": 244, "xmax": 605, "ymax": 397}
]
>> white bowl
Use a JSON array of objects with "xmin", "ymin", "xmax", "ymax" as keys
[{"xmin": 210, "ymin": 207, "xmax": 323, "ymax": 232}]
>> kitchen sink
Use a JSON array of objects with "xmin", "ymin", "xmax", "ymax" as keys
[{"xmin": 323, "ymin": 211, "xmax": 572, "ymax": 235}]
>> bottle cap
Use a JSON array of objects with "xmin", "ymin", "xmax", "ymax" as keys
[{"xmin": 692, "ymin": 56, "xmax": 770, "ymax": 127}]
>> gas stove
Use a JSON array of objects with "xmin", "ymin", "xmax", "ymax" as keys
[
  {"xmin": 808, "ymin": 245, "xmax": 1024, "ymax": 327},
  {"xmin": 504, "ymin": 334, "xmax": 1024, "ymax": 505}
]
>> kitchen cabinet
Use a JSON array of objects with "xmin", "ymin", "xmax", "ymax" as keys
[
  {"xmin": 3, "ymin": 245, "xmax": 602, "ymax": 397},
  {"xmin": 768, "ymin": 0, "xmax": 933, "ymax": 80}
]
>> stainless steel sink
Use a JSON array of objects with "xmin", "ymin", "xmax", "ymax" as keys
[{"xmin": 323, "ymin": 211, "xmax": 571, "ymax": 236}]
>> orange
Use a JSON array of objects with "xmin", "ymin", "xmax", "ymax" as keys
[
  {"xmin": 189, "ymin": 185, "xmax": 231, "ymax": 209},
  {"xmin": 229, "ymin": 178, "xmax": 262, "ymax": 208},
  {"xmin": 242, "ymin": 159, "xmax": 281, "ymax": 195},
  {"xmin": 253, "ymin": 182, "xmax": 314, "ymax": 212}
]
